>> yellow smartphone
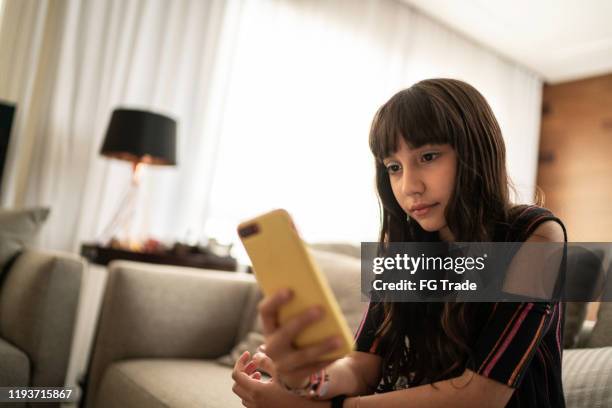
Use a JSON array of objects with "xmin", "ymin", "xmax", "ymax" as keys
[{"xmin": 237, "ymin": 208, "xmax": 355, "ymax": 361}]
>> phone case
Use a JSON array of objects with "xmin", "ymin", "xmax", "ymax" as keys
[{"xmin": 237, "ymin": 208, "xmax": 355, "ymax": 361}]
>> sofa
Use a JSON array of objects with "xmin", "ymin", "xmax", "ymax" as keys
[
  {"xmin": 0, "ymin": 248, "xmax": 85, "ymax": 408},
  {"xmin": 82, "ymin": 248, "xmax": 612, "ymax": 408}
]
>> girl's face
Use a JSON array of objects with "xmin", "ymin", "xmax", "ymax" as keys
[{"xmin": 383, "ymin": 137, "xmax": 457, "ymax": 241}]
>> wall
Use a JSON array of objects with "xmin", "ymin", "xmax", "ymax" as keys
[{"xmin": 537, "ymin": 73, "xmax": 612, "ymax": 320}]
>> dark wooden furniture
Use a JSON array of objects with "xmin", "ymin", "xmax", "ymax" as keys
[{"xmin": 80, "ymin": 243, "xmax": 238, "ymax": 272}]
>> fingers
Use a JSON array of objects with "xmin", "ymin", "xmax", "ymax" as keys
[
  {"xmin": 233, "ymin": 369, "xmax": 255, "ymax": 388},
  {"xmin": 282, "ymin": 306, "xmax": 324, "ymax": 341},
  {"xmin": 232, "ymin": 356, "xmax": 266, "ymax": 407},
  {"xmin": 249, "ymin": 352, "xmax": 277, "ymax": 377},
  {"xmin": 265, "ymin": 306, "xmax": 324, "ymax": 360},
  {"xmin": 244, "ymin": 359, "xmax": 257, "ymax": 376},
  {"xmin": 273, "ymin": 337, "xmax": 339, "ymax": 385},
  {"xmin": 232, "ymin": 362, "xmax": 253, "ymax": 402},
  {"xmin": 234, "ymin": 351, "xmax": 251, "ymax": 374},
  {"xmin": 232, "ymin": 370, "xmax": 258, "ymax": 404},
  {"xmin": 233, "ymin": 354, "xmax": 256, "ymax": 392},
  {"xmin": 233, "ymin": 351, "xmax": 250, "ymax": 381},
  {"xmin": 258, "ymin": 288, "xmax": 293, "ymax": 335},
  {"xmin": 283, "ymin": 358, "xmax": 337, "ymax": 380},
  {"xmin": 256, "ymin": 289, "xmax": 338, "ymax": 390},
  {"xmin": 242, "ymin": 351, "xmax": 275, "ymax": 380},
  {"xmin": 278, "ymin": 336, "xmax": 341, "ymax": 372},
  {"xmin": 240, "ymin": 350, "xmax": 269, "ymax": 377}
]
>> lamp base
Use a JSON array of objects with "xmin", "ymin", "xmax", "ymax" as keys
[{"xmin": 96, "ymin": 164, "xmax": 143, "ymax": 245}]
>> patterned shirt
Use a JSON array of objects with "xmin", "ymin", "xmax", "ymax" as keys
[{"xmin": 354, "ymin": 205, "xmax": 567, "ymax": 407}]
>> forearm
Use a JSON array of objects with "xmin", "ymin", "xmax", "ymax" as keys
[
  {"xmin": 294, "ymin": 396, "xmax": 332, "ymax": 408},
  {"xmin": 341, "ymin": 386, "xmax": 471, "ymax": 408},
  {"xmin": 340, "ymin": 370, "xmax": 512, "ymax": 408}
]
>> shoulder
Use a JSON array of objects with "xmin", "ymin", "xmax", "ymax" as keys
[
  {"xmin": 526, "ymin": 220, "xmax": 565, "ymax": 243},
  {"xmin": 507, "ymin": 204, "xmax": 567, "ymax": 243}
]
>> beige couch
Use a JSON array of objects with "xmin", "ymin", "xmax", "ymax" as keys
[
  {"xmin": 82, "ymin": 250, "xmax": 612, "ymax": 408},
  {"xmin": 0, "ymin": 249, "xmax": 84, "ymax": 408}
]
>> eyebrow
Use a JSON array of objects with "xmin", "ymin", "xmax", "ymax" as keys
[{"xmin": 414, "ymin": 144, "xmax": 444, "ymax": 151}]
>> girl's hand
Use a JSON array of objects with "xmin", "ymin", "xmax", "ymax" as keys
[
  {"xmin": 231, "ymin": 350, "xmax": 299, "ymax": 407},
  {"xmin": 257, "ymin": 288, "xmax": 342, "ymax": 389},
  {"xmin": 244, "ymin": 345, "xmax": 278, "ymax": 380}
]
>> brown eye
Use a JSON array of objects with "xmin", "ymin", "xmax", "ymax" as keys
[
  {"xmin": 386, "ymin": 163, "xmax": 401, "ymax": 174},
  {"xmin": 421, "ymin": 152, "xmax": 439, "ymax": 162}
]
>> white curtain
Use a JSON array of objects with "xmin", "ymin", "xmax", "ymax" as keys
[
  {"xmin": 0, "ymin": 0, "xmax": 542, "ymax": 258},
  {"xmin": 0, "ymin": 0, "xmax": 242, "ymax": 251},
  {"xmin": 202, "ymin": 0, "xmax": 543, "ymax": 262},
  {"xmin": 0, "ymin": 1, "xmax": 4, "ymax": 31}
]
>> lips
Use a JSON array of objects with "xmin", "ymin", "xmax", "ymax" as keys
[{"xmin": 409, "ymin": 203, "xmax": 438, "ymax": 217}]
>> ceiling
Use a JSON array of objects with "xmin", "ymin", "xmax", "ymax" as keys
[{"xmin": 401, "ymin": 0, "xmax": 612, "ymax": 84}]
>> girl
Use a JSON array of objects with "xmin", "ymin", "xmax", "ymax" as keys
[{"xmin": 231, "ymin": 78, "xmax": 567, "ymax": 407}]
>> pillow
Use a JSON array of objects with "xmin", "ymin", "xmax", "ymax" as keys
[
  {"xmin": 216, "ymin": 248, "xmax": 366, "ymax": 367},
  {"xmin": 216, "ymin": 330, "xmax": 265, "ymax": 368},
  {"xmin": 0, "ymin": 207, "xmax": 50, "ymax": 282},
  {"xmin": 563, "ymin": 247, "xmax": 606, "ymax": 348}
]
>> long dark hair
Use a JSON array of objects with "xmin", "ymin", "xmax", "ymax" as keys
[{"xmin": 368, "ymin": 78, "xmax": 529, "ymax": 390}]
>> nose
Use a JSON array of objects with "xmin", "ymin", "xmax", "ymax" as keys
[{"xmin": 400, "ymin": 168, "xmax": 424, "ymax": 197}]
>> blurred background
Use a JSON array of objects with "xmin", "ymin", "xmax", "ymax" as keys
[{"xmin": 0, "ymin": 0, "xmax": 610, "ymax": 260}]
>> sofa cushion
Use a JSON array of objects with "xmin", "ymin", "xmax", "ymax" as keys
[
  {"xmin": 0, "ymin": 337, "xmax": 30, "ymax": 386},
  {"xmin": 563, "ymin": 247, "xmax": 607, "ymax": 348},
  {"xmin": 95, "ymin": 359, "xmax": 243, "ymax": 408},
  {"xmin": 0, "ymin": 249, "xmax": 83, "ymax": 387},
  {"xmin": 562, "ymin": 347, "xmax": 612, "ymax": 407},
  {"xmin": 217, "ymin": 248, "xmax": 367, "ymax": 367},
  {"xmin": 309, "ymin": 242, "xmax": 361, "ymax": 259},
  {"xmin": 0, "ymin": 207, "xmax": 50, "ymax": 283}
]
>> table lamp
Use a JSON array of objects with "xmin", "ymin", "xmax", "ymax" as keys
[{"xmin": 97, "ymin": 108, "xmax": 177, "ymax": 246}]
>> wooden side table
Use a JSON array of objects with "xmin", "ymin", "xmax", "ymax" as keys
[{"xmin": 80, "ymin": 243, "xmax": 239, "ymax": 271}]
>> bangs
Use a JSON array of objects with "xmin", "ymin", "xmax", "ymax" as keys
[{"xmin": 369, "ymin": 88, "xmax": 454, "ymax": 162}]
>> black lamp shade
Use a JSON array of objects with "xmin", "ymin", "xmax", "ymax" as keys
[{"xmin": 100, "ymin": 108, "xmax": 177, "ymax": 165}]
